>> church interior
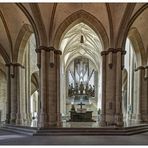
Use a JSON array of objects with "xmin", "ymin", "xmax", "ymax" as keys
[{"xmin": 0, "ymin": 2, "xmax": 148, "ymax": 145}]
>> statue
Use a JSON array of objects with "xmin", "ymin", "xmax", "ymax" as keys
[
  {"xmin": 79, "ymin": 81, "xmax": 84, "ymax": 94},
  {"xmin": 68, "ymin": 84, "xmax": 71, "ymax": 97},
  {"xmin": 71, "ymin": 104, "xmax": 75, "ymax": 112},
  {"xmin": 70, "ymin": 83, "xmax": 74, "ymax": 96},
  {"xmin": 92, "ymin": 85, "xmax": 95, "ymax": 97},
  {"xmin": 75, "ymin": 83, "xmax": 79, "ymax": 94},
  {"xmin": 68, "ymin": 83, "xmax": 74, "ymax": 97},
  {"xmin": 85, "ymin": 83, "xmax": 89, "ymax": 95},
  {"xmin": 88, "ymin": 84, "xmax": 92, "ymax": 96}
]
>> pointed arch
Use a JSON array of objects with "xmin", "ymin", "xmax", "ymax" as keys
[
  {"xmin": 30, "ymin": 3, "xmax": 47, "ymax": 46},
  {"xmin": 121, "ymin": 4, "xmax": 148, "ymax": 50},
  {"xmin": 53, "ymin": 10, "xmax": 109, "ymax": 51},
  {"xmin": 14, "ymin": 24, "xmax": 33, "ymax": 64},
  {"xmin": 16, "ymin": 3, "xmax": 40, "ymax": 48},
  {"xmin": 128, "ymin": 27, "xmax": 146, "ymax": 66}
]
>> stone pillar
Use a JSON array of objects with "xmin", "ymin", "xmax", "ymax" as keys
[
  {"xmin": 37, "ymin": 46, "xmax": 48, "ymax": 128},
  {"xmin": 5, "ymin": 64, "xmax": 11, "ymax": 124},
  {"xmin": 36, "ymin": 46, "xmax": 62, "ymax": 128},
  {"xmin": 6, "ymin": 63, "xmax": 24, "ymax": 124},
  {"xmin": 100, "ymin": 48, "xmax": 125, "ymax": 126},
  {"xmin": 47, "ymin": 47, "xmax": 62, "ymax": 127},
  {"xmin": 100, "ymin": 52, "xmax": 107, "ymax": 126},
  {"xmin": 10, "ymin": 64, "xmax": 17, "ymax": 124},
  {"xmin": 56, "ymin": 50, "xmax": 62, "ymax": 127},
  {"xmin": 135, "ymin": 66, "xmax": 148, "ymax": 122},
  {"xmin": 25, "ymin": 43, "xmax": 32, "ymax": 124},
  {"xmin": 16, "ymin": 65, "xmax": 24, "ymax": 124},
  {"xmin": 134, "ymin": 69, "xmax": 141, "ymax": 122},
  {"xmin": 104, "ymin": 48, "xmax": 117, "ymax": 125},
  {"xmin": 115, "ymin": 49, "xmax": 124, "ymax": 126}
]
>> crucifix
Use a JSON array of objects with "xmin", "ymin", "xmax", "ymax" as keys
[{"xmin": 78, "ymin": 101, "xmax": 85, "ymax": 109}]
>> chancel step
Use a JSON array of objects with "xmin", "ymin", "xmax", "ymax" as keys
[
  {"xmin": 0, "ymin": 124, "xmax": 37, "ymax": 136},
  {"xmin": 34, "ymin": 125, "xmax": 148, "ymax": 136},
  {"xmin": 1, "ymin": 124, "xmax": 148, "ymax": 136}
]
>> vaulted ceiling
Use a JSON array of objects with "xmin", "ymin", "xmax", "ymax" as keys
[{"xmin": 0, "ymin": 3, "xmax": 147, "ymax": 65}]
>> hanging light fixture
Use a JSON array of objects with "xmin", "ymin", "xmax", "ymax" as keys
[
  {"xmin": 80, "ymin": 24, "xmax": 84, "ymax": 44},
  {"xmin": 80, "ymin": 35, "xmax": 84, "ymax": 43}
]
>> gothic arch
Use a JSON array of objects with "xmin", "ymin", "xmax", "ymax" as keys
[
  {"xmin": 53, "ymin": 10, "xmax": 109, "ymax": 51},
  {"xmin": 30, "ymin": 4, "xmax": 47, "ymax": 46},
  {"xmin": 14, "ymin": 24, "xmax": 33, "ymax": 65},
  {"xmin": 121, "ymin": 4, "xmax": 148, "ymax": 50},
  {"xmin": 128, "ymin": 27, "xmax": 146, "ymax": 66},
  {"xmin": 16, "ymin": 3, "xmax": 40, "ymax": 48}
]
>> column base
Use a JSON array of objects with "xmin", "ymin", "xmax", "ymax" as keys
[
  {"xmin": 135, "ymin": 114, "xmax": 142, "ymax": 122},
  {"xmin": 38, "ymin": 112, "xmax": 49, "ymax": 128},
  {"xmin": 105, "ymin": 114, "xmax": 116, "ymax": 126},
  {"xmin": 10, "ymin": 113, "xmax": 16, "ymax": 124},
  {"xmin": 131, "ymin": 113, "xmax": 136, "ymax": 120},
  {"xmin": 10, "ymin": 119, "xmax": 16, "ymax": 124},
  {"xmin": 6, "ymin": 114, "xmax": 11, "ymax": 124},
  {"xmin": 16, "ymin": 113, "xmax": 23, "ymax": 125},
  {"xmin": 48, "ymin": 121, "xmax": 58, "ymax": 127},
  {"xmin": 100, "ymin": 114, "xmax": 107, "ymax": 126},
  {"xmin": 115, "ymin": 114, "xmax": 124, "ymax": 127},
  {"xmin": 26, "ymin": 113, "xmax": 32, "ymax": 123},
  {"xmin": 57, "ymin": 112, "xmax": 62, "ymax": 127},
  {"xmin": 141, "ymin": 114, "xmax": 148, "ymax": 122}
]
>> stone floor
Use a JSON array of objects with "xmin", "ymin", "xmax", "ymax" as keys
[
  {"xmin": 0, "ymin": 130, "xmax": 148, "ymax": 145},
  {"xmin": 29, "ymin": 118, "xmax": 144, "ymax": 128}
]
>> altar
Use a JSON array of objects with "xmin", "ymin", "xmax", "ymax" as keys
[
  {"xmin": 69, "ymin": 110, "xmax": 94, "ymax": 122},
  {"xmin": 69, "ymin": 101, "xmax": 95, "ymax": 122}
]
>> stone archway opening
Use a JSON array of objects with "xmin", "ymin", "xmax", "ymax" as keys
[
  {"xmin": 59, "ymin": 22, "xmax": 103, "ymax": 127},
  {"xmin": 123, "ymin": 38, "xmax": 139, "ymax": 125}
]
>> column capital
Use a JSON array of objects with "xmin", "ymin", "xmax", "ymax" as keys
[
  {"xmin": 145, "ymin": 66, "xmax": 148, "ymax": 69},
  {"xmin": 135, "ymin": 66, "xmax": 145, "ymax": 71},
  {"xmin": 54, "ymin": 50, "xmax": 62, "ymax": 55},
  {"xmin": 35, "ymin": 46, "xmax": 49, "ymax": 53},
  {"xmin": 36, "ymin": 46, "xmax": 62, "ymax": 55},
  {"xmin": 101, "ymin": 48, "xmax": 126, "ymax": 56},
  {"xmin": 5, "ymin": 63, "xmax": 25, "ymax": 68}
]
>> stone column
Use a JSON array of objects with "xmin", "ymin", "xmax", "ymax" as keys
[
  {"xmin": 105, "ymin": 48, "xmax": 116, "ymax": 126},
  {"xmin": 37, "ymin": 46, "xmax": 49, "ymax": 128},
  {"xmin": 100, "ymin": 48, "xmax": 125, "ymax": 126},
  {"xmin": 36, "ymin": 46, "xmax": 62, "ymax": 128},
  {"xmin": 27, "ymin": 42, "xmax": 32, "ymax": 123},
  {"xmin": 134, "ymin": 68, "xmax": 141, "ymax": 122},
  {"xmin": 7, "ymin": 63, "xmax": 24, "ymax": 124},
  {"xmin": 100, "ymin": 52, "xmax": 107, "ymax": 126},
  {"xmin": 10, "ymin": 64, "xmax": 17, "ymax": 124},
  {"xmin": 16, "ymin": 65, "xmax": 24, "ymax": 124},
  {"xmin": 56, "ymin": 50, "xmax": 62, "ymax": 127},
  {"xmin": 115, "ymin": 49, "xmax": 124, "ymax": 126},
  {"xmin": 5, "ymin": 64, "xmax": 11, "ymax": 124},
  {"xmin": 135, "ymin": 66, "xmax": 148, "ymax": 122},
  {"xmin": 36, "ymin": 49, "xmax": 41, "ymax": 122},
  {"xmin": 47, "ymin": 47, "xmax": 62, "ymax": 127}
]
